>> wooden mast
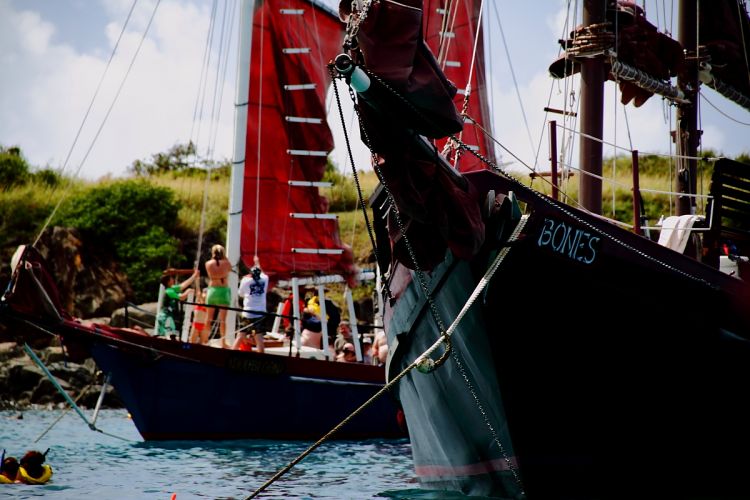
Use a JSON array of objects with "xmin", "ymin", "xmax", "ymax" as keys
[
  {"xmin": 578, "ymin": 0, "xmax": 606, "ymax": 215},
  {"xmin": 226, "ymin": 0, "xmax": 254, "ymax": 344},
  {"xmin": 676, "ymin": 0, "xmax": 700, "ymax": 215}
]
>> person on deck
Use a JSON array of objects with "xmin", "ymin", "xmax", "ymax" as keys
[
  {"xmin": 280, "ymin": 288, "xmax": 305, "ymax": 330},
  {"xmin": 205, "ymin": 244, "xmax": 232, "ymax": 348},
  {"xmin": 334, "ymin": 321, "xmax": 353, "ymax": 353},
  {"xmin": 336, "ymin": 342, "xmax": 357, "ymax": 363},
  {"xmin": 362, "ymin": 336, "xmax": 374, "ymax": 365},
  {"xmin": 232, "ymin": 329, "xmax": 256, "ymax": 352},
  {"xmin": 189, "ymin": 289, "xmax": 209, "ymax": 345},
  {"xmin": 300, "ymin": 307, "xmax": 323, "ymax": 349},
  {"xmin": 156, "ymin": 270, "xmax": 199, "ymax": 338},
  {"xmin": 237, "ymin": 256, "xmax": 269, "ymax": 353},
  {"xmin": 372, "ymin": 329, "xmax": 388, "ymax": 366},
  {"xmin": 323, "ymin": 297, "xmax": 341, "ymax": 340}
]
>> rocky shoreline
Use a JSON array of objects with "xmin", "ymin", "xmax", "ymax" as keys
[{"xmin": 0, "ymin": 341, "xmax": 122, "ymax": 412}]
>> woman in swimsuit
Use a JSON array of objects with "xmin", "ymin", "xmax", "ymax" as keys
[{"xmin": 205, "ymin": 244, "xmax": 232, "ymax": 348}]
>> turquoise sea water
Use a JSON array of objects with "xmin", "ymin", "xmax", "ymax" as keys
[{"xmin": 0, "ymin": 409, "xmax": 423, "ymax": 499}]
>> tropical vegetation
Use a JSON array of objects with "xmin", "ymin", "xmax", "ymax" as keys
[{"xmin": 1, "ymin": 143, "xmax": 747, "ymax": 305}]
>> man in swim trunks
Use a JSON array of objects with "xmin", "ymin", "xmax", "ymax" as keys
[{"xmin": 205, "ymin": 244, "xmax": 232, "ymax": 348}]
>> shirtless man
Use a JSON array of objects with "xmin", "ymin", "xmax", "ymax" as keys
[{"xmin": 205, "ymin": 244, "xmax": 232, "ymax": 348}]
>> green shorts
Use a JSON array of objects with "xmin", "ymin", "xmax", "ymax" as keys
[{"xmin": 206, "ymin": 286, "xmax": 231, "ymax": 306}]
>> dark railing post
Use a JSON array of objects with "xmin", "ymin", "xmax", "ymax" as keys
[{"xmin": 632, "ymin": 150, "xmax": 642, "ymax": 235}]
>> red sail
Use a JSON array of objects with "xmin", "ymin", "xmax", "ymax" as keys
[
  {"xmin": 423, "ymin": 0, "xmax": 494, "ymax": 172},
  {"xmin": 241, "ymin": 0, "xmax": 354, "ymax": 282}
]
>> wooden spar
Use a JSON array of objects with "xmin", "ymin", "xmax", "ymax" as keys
[
  {"xmin": 549, "ymin": 120, "xmax": 559, "ymax": 201},
  {"xmin": 578, "ymin": 0, "xmax": 605, "ymax": 215},
  {"xmin": 676, "ymin": 0, "xmax": 700, "ymax": 216},
  {"xmin": 225, "ymin": 0, "xmax": 254, "ymax": 345}
]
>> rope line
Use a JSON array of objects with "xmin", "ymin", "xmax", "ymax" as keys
[
  {"xmin": 246, "ymin": 216, "xmax": 528, "ymax": 498},
  {"xmin": 22, "ymin": 342, "xmax": 134, "ymax": 442},
  {"xmin": 33, "ymin": 0, "xmax": 159, "ymax": 247},
  {"xmin": 34, "ymin": 382, "xmax": 94, "ymax": 443}
]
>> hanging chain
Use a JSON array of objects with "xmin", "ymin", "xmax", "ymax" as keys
[
  {"xmin": 343, "ymin": 0, "xmax": 376, "ymax": 51},
  {"xmin": 328, "ymin": 63, "xmax": 393, "ymax": 303}
]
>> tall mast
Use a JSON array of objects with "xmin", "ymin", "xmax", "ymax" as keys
[
  {"xmin": 578, "ymin": 0, "xmax": 605, "ymax": 215},
  {"xmin": 225, "ymin": 0, "xmax": 255, "ymax": 342},
  {"xmin": 676, "ymin": 0, "xmax": 700, "ymax": 215}
]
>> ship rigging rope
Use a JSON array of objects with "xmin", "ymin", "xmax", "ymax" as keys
[
  {"xmin": 245, "ymin": 217, "xmax": 529, "ymax": 499},
  {"xmin": 338, "ymin": 57, "xmax": 720, "ymax": 290},
  {"xmin": 452, "ymin": 0, "xmax": 485, "ymax": 169},
  {"xmin": 331, "ymin": 63, "xmax": 525, "ymax": 492},
  {"xmin": 253, "ymin": 2, "xmax": 266, "ymax": 257},
  {"xmin": 435, "ymin": 0, "xmax": 456, "ymax": 65},
  {"xmin": 33, "ymin": 0, "xmax": 158, "ymax": 248},
  {"xmin": 20, "ymin": 340, "xmax": 134, "ymax": 442},
  {"xmin": 701, "ymin": 93, "xmax": 750, "ymax": 126},
  {"xmin": 194, "ymin": 0, "xmax": 236, "ymax": 269},
  {"xmin": 489, "ymin": 0, "xmax": 536, "ymax": 163}
]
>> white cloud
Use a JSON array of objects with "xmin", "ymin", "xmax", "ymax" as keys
[
  {"xmin": 0, "ymin": 0, "xmax": 234, "ymax": 180},
  {"xmin": 2, "ymin": 0, "xmax": 747, "ymax": 184}
]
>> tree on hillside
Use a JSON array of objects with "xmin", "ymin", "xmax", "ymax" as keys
[
  {"xmin": 53, "ymin": 179, "xmax": 185, "ymax": 302},
  {"xmin": 129, "ymin": 142, "xmax": 230, "ymax": 178},
  {"xmin": 0, "ymin": 145, "xmax": 30, "ymax": 188},
  {"xmin": 0, "ymin": 144, "xmax": 63, "ymax": 188}
]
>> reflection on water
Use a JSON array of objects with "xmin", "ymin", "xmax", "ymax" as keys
[{"xmin": 0, "ymin": 409, "xmax": 417, "ymax": 499}]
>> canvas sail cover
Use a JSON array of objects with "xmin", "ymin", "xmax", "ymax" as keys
[
  {"xmin": 242, "ymin": 0, "xmax": 355, "ymax": 282},
  {"xmin": 699, "ymin": 0, "xmax": 750, "ymax": 102},
  {"xmin": 423, "ymin": 0, "xmax": 494, "ymax": 172}
]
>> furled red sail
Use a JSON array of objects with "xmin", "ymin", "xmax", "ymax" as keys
[
  {"xmin": 423, "ymin": 0, "xmax": 494, "ymax": 172},
  {"xmin": 241, "ymin": 0, "xmax": 354, "ymax": 282},
  {"xmin": 699, "ymin": 1, "xmax": 750, "ymax": 102}
]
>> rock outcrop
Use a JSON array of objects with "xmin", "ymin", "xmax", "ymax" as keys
[
  {"xmin": 35, "ymin": 227, "xmax": 133, "ymax": 319},
  {"xmin": 0, "ymin": 342, "xmax": 122, "ymax": 411}
]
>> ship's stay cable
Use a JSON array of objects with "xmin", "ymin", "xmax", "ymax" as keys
[
  {"xmin": 56, "ymin": 0, "xmax": 139, "ymax": 180},
  {"xmin": 453, "ymin": 0, "xmax": 486, "ymax": 169},
  {"xmin": 332, "ymin": 51, "xmax": 523, "ymax": 489},
  {"xmin": 31, "ymin": 0, "xmax": 147, "ymax": 247},
  {"xmin": 21, "ymin": 341, "xmax": 134, "ymax": 442},
  {"xmin": 245, "ymin": 216, "xmax": 529, "ymax": 499},
  {"xmin": 702, "ymin": 93, "xmax": 750, "ymax": 126},
  {"xmin": 189, "ymin": 0, "xmax": 218, "ymax": 151},
  {"xmin": 195, "ymin": 0, "xmax": 236, "ymax": 270},
  {"xmin": 328, "ymin": 65, "xmax": 387, "ymax": 299},
  {"xmin": 194, "ymin": 0, "xmax": 221, "ymax": 269},
  {"xmin": 489, "ymin": 1, "xmax": 535, "ymax": 162},
  {"xmin": 33, "ymin": 381, "xmax": 94, "ymax": 443}
]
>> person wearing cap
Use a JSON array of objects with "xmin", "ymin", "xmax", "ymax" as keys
[{"xmin": 237, "ymin": 255, "xmax": 269, "ymax": 353}]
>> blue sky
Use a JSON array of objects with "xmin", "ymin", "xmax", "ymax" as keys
[{"xmin": 1, "ymin": 0, "xmax": 748, "ymax": 180}]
